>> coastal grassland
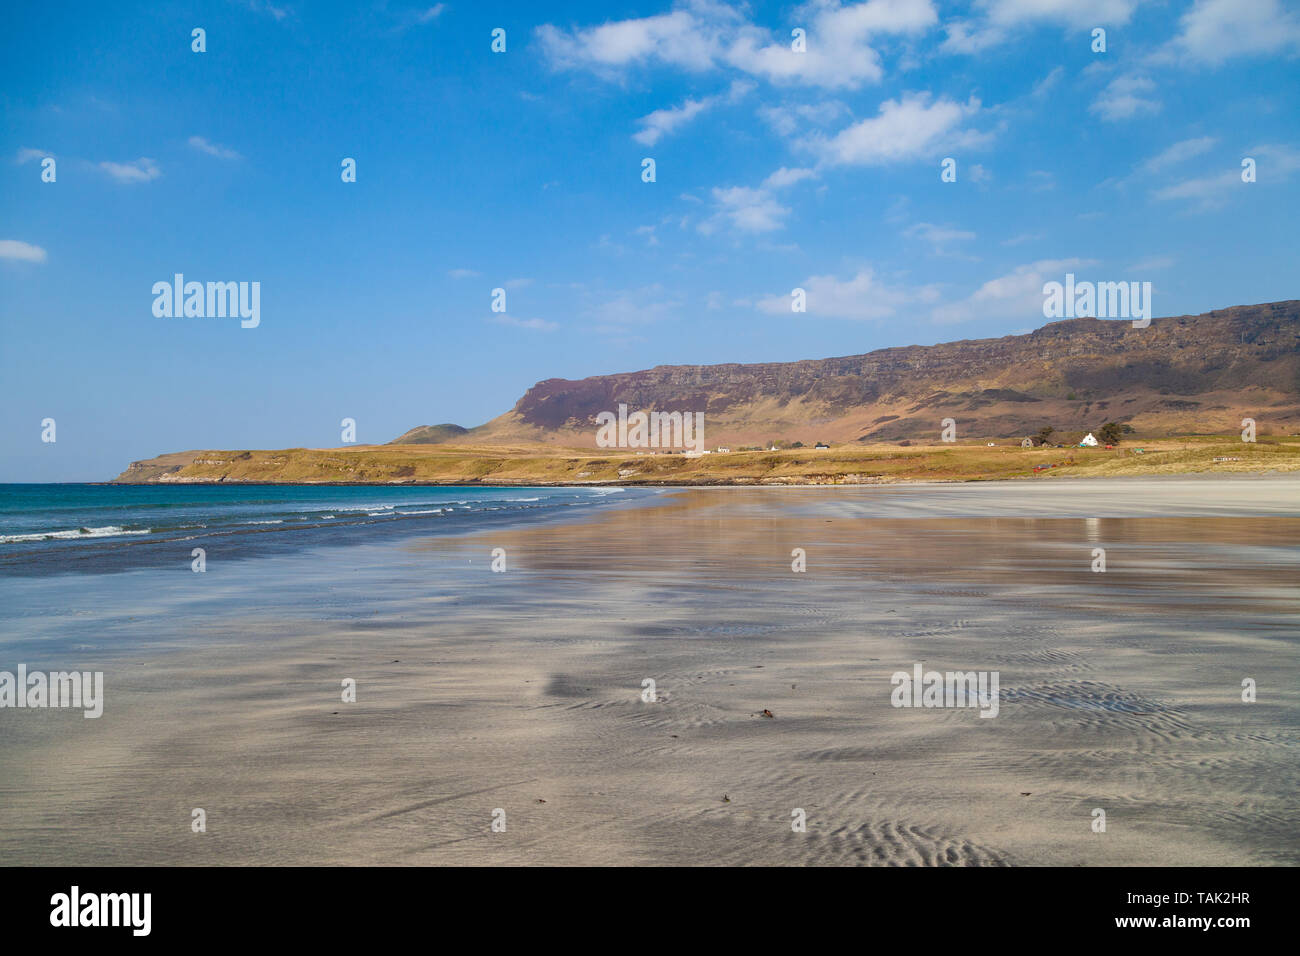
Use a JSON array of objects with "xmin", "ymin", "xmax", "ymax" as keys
[{"xmin": 113, "ymin": 436, "xmax": 1300, "ymax": 485}]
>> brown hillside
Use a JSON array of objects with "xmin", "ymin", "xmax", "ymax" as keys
[{"xmin": 462, "ymin": 301, "xmax": 1299, "ymax": 447}]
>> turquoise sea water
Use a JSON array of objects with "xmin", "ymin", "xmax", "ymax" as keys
[{"xmin": 0, "ymin": 483, "xmax": 640, "ymax": 576}]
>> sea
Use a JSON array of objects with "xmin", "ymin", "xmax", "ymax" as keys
[{"xmin": 0, "ymin": 483, "xmax": 644, "ymax": 577}]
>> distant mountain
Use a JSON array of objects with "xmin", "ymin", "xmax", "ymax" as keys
[
  {"xmin": 390, "ymin": 423, "xmax": 469, "ymax": 444},
  {"xmin": 113, "ymin": 301, "xmax": 1300, "ymax": 485},
  {"xmin": 456, "ymin": 301, "xmax": 1300, "ymax": 446}
]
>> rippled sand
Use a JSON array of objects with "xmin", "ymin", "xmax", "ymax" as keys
[{"xmin": 1, "ymin": 477, "xmax": 1296, "ymax": 865}]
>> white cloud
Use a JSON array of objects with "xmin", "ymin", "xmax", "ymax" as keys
[
  {"xmin": 904, "ymin": 222, "xmax": 977, "ymax": 249},
  {"xmin": 582, "ymin": 285, "xmax": 682, "ymax": 330},
  {"xmin": 633, "ymin": 79, "xmax": 753, "ymax": 145},
  {"xmin": 759, "ymin": 100, "xmax": 850, "ymax": 136},
  {"xmin": 188, "ymin": 136, "xmax": 242, "ymax": 160},
  {"xmin": 940, "ymin": 20, "xmax": 1007, "ymax": 54},
  {"xmin": 762, "ymin": 166, "xmax": 816, "ymax": 189},
  {"xmin": 1142, "ymin": 136, "xmax": 1217, "ymax": 173},
  {"xmin": 706, "ymin": 185, "xmax": 791, "ymax": 233},
  {"xmin": 0, "ymin": 239, "xmax": 47, "ymax": 263},
  {"xmin": 810, "ymin": 93, "xmax": 985, "ymax": 166},
  {"xmin": 724, "ymin": 0, "xmax": 937, "ymax": 89},
  {"xmin": 1089, "ymin": 74, "xmax": 1160, "ymax": 121},
  {"xmin": 15, "ymin": 148, "xmax": 50, "ymax": 164},
  {"xmin": 1151, "ymin": 169, "xmax": 1240, "ymax": 206},
  {"xmin": 489, "ymin": 315, "xmax": 558, "ymax": 332},
  {"xmin": 634, "ymin": 96, "xmax": 714, "ymax": 146},
  {"xmin": 538, "ymin": 0, "xmax": 939, "ymax": 90},
  {"xmin": 981, "ymin": 0, "xmax": 1141, "ymax": 29},
  {"xmin": 1168, "ymin": 0, "xmax": 1300, "ymax": 64},
  {"xmin": 883, "ymin": 196, "xmax": 911, "ymax": 223},
  {"xmin": 537, "ymin": 8, "xmax": 723, "ymax": 75},
  {"xmin": 1030, "ymin": 66, "xmax": 1065, "ymax": 99},
  {"xmin": 931, "ymin": 258, "xmax": 1095, "ymax": 324},
  {"xmin": 1152, "ymin": 144, "xmax": 1300, "ymax": 209},
  {"xmin": 1251, "ymin": 143, "xmax": 1300, "ymax": 175},
  {"xmin": 758, "ymin": 267, "xmax": 940, "ymax": 320},
  {"xmin": 944, "ymin": 0, "xmax": 1143, "ymax": 53},
  {"xmin": 239, "ymin": 0, "xmax": 290, "ymax": 21},
  {"xmin": 448, "ymin": 268, "xmax": 480, "ymax": 279},
  {"xmin": 701, "ymin": 163, "xmax": 817, "ymax": 234},
  {"xmin": 99, "ymin": 158, "xmax": 160, "ymax": 183},
  {"xmin": 416, "ymin": 4, "xmax": 446, "ymax": 23}
]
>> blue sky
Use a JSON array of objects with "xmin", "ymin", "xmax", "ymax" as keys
[{"xmin": 3, "ymin": 0, "xmax": 1298, "ymax": 481}]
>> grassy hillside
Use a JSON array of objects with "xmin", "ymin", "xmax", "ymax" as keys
[
  {"xmin": 389, "ymin": 423, "xmax": 470, "ymax": 444},
  {"xmin": 113, "ymin": 436, "xmax": 1300, "ymax": 486}
]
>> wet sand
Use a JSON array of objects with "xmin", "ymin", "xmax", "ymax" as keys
[{"xmin": 1, "ymin": 477, "xmax": 1297, "ymax": 865}]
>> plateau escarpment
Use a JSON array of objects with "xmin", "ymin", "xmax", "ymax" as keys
[
  {"xmin": 460, "ymin": 301, "xmax": 1299, "ymax": 447},
  {"xmin": 114, "ymin": 301, "xmax": 1300, "ymax": 484}
]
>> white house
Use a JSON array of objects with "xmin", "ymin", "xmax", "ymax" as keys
[
  {"xmin": 715, "ymin": 447, "xmax": 731, "ymax": 453},
  {"xmin": 1079, "ymin": 433, "xmax": 1099, "ymax": 447}
]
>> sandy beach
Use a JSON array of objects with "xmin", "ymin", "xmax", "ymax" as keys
[{"xmin": 1, "ymin": 477, "xmax": 1296, "ymax": 866}]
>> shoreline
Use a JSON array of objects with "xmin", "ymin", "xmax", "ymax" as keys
[
  {"xmin": 0, "ymin": 485, "xmax": 662, "ymax": 579},
  {"xmin": 7, "ymin": 473, "xmax": 1299, "ymax": 578}
]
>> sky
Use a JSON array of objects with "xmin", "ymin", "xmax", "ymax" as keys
[{"xmin": 2, "ymin": 0, "xmax": 1298, "ymax": 481}]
